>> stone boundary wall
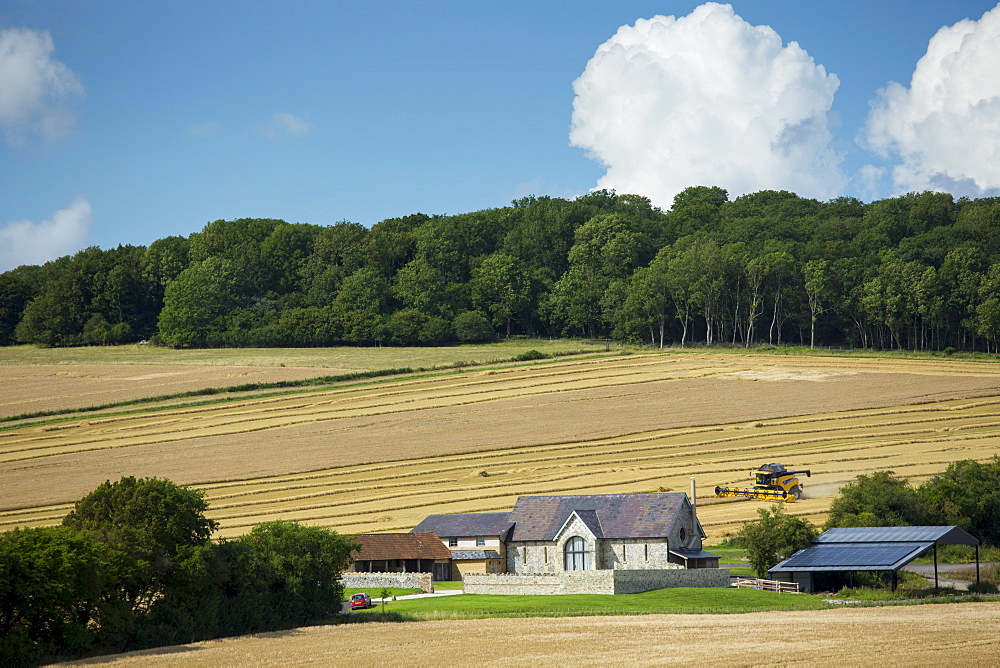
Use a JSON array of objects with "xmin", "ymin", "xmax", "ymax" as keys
[
  {"xmin": 464, "ymin": 568, "xmax": 730, "ymax": 595},
  {"xmin": 341, "ymin": 572, "xmax": 433, "ymax": 592}
]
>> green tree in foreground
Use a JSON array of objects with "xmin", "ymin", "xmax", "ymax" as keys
[
  {"xmin": 232, "ymin": 521, "xmax": 359, "ymax": 628},
  {"xmin": 919, "ymin": 457, "xmax": 1000, "ymax": 545},
  {"xmin": 0, "ymin": 527, "xmax": 107, "ymax": 664},
  {"xmin": 738, "ymin": 505, "xmax": 818, "ymax": 577},
  {"xmin": 824, "ymin": 470, "xmax": 928, "ymax": 530},
  {"xmin": 62, "ymin": 477, "xmax": 218, "ymax": 616}
]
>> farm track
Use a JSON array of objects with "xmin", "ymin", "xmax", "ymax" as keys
[{"xmin": 4, "ymin": 351, "xmax": 1000, "ymax": 538}]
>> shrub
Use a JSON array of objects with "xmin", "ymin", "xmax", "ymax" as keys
[
  {"xmin": 514, "ymin": 349, "xmax": 549, "ymax": 361},
  {"xmin": 737, "ymin": 505, "xmax": 818, "ymax": 577},
  {"xmin": 967, "ymin": 581, "xmax": 999, "ymax": 594},
  {"xmin": 453, "ymin": 311, "xmax": 494, "ymax": 342}
]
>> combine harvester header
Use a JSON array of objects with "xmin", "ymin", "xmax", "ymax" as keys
[{"xmin": 715, "ymin": 463, "xmax": 811, "ymax": 502}]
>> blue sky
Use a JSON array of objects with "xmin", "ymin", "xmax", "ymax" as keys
[{"xmin": 1, "ymin": 1, "xmax": 999, "ymax": 271}]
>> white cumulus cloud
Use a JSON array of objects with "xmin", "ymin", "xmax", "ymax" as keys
[
  {"xmin": 263, "ymin": 111, "xmax": 314, "ymax": 138},
  {"xmin": 864, "ymin": 4, "xmax": 1000, "ymax": 197},
  {"xmin": 0, "ymin": 26, "xmax": 84, "ymax": 145},
  {"xmin": 0, "ymin": 197, "xmax": 92, "ymax": 272},
  {"xmin": 569, "ymin": 2, "xmax": 844, "ymax": 208}
]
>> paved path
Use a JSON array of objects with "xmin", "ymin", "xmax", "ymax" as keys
[
  {"xmin": 902, "ymin": 562, "xmax": 997, "ymax": 591},
  {"xmin": 342, "ymin": 589, "xmax": 463, "ymax": 613}
]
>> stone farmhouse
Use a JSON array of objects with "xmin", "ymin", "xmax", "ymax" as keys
[
  {"xmin": 348, "ymin": 489, "xmax": 728, "ymax": 594},
  {"xmin": 415, "ymin": 492, "xmax": 719, "ymax": 575},
  {"xmin": 500, "ymin": 492, "xmax": 719, "ymax": 573}
]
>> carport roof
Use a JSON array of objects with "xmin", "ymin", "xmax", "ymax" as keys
[
  {"xmin": 771, "ymin": 541, "xmax": 933, "ymax": 572},
  {"xmin": 815, "ymin": 526, "xmax": 978, "ymax": 546}
]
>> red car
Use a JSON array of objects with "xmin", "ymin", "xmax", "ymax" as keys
[{"xmin": 349, "ymin": 592, "xmax": 372, "ymax": 610}]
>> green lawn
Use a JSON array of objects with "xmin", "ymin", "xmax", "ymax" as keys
[{"xmin": 353, "ymin": 587, "xmax": 831, "ymax": 619}]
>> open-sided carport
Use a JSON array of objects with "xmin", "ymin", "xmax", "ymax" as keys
[{"xmin": 769, "ymin": 526, "xmax": 980, "ymax": 593}]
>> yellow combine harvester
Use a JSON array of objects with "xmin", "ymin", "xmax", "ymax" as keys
[{"xmin": 715, "ymin": 463, "xmax": 811, "ymax": 502}]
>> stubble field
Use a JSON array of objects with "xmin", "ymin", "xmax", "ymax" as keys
[
  {"xmin": 6, "ymin": 343, "xmax": 1000, "ymax": 666},
  {"xmin": 3, "ymin": 346, "xmax": 1000, "ymax": 540},
  {"xmin": 71, "ymin": 603, "xmax": 1000, "ymax": 667}
]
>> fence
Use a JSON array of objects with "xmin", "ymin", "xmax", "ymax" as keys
[{"xmin": 731, "ymin": 577, "xmax": 800, "ymax": 593}]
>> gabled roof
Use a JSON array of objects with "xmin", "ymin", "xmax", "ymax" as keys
[
  {"xmin": 353, "ymin": 533, "xmax": 452, "ymax": 561},
  {"xmin": 411, "ymin": 513, "xmax": 514, "ymax": 538},
  {"xmin": 508, "ymin": 493, "xmax": 687, "ymax": 541},
  {"xmin": 815, "ymin": 526, "xmax": 978, "ymax": 546}
]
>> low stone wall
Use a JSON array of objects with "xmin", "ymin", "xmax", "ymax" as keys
[
  {"xmin": 464, "ymin": 568, "xmax": 730, "ymax": 595},
  {"xmin": 465, "ymin": 573, "xmax": 565, "ymax": 595},
  {"xmin": 342, "ymin": 572, "xmax": 433, "ymax": 592},
  {"xmin": 610, "ymin": 567, "xmax": 730, "ymax": 593}
]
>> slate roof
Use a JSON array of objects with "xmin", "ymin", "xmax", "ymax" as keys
[
  {"xmin": 450, "ymin": 550, "xmax": 502, "ymax": 560},
  {"xmin": 411, "ymin": 513, "xmax": 514, "ymax": 538},
  {"xmin": 815, "ymin": 526, "xmax": 978, "ymax": 546},
  {"xmin": 353, "ymin": 533, "xmax": 452, "ymax": 561},
  {"xmin": 508, "ymin": 493, "xmax": 688, "ymax": 541}
]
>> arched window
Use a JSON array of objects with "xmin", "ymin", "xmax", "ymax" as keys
[{"xmin": 564, "ymin": 536, "xmax": 588, "ymax": 571}]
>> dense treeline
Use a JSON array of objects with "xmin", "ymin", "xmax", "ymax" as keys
[
  {"xmin": 5, "ymin": 187, "xmax": 1000, "ymax": 350},
  {"xmin": 0, "ymin": 477, "xmax": 357, "ymax": 666}
]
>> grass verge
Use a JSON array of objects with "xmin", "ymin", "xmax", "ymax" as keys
[{"xmin": 349, "ymin": 587, "xmax": 832, "ymax": 620}]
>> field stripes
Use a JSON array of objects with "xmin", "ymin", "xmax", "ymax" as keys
[{"xmin": 4, "ymin": 391, "xmax": 999, "ymax": 539}]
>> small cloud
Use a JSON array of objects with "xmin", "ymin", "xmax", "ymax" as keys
[
  {"xmin": 857, "ymin": 164, "xmax": 886, "ymax": 198},
  {"xmin": 0, "ymin": 197, "xmax": 92, "ymax": 272},
  {"xmin": 864, "ymin": 4, "xmax": 1000, "ymax": 197},
  {"xmin": 186, "ymin": 120, "xmax": 222, "ymax": 137},
  {"xmin": 569, "ymin": 2, "xmax": 845, "ymax": 208},
  {"xmin": 0, "ymin": 26, "xmax": 84, "ymax": 146},
  {"xmin": 512, "ymin": 178, "xmax": 544, "ymax": 199},
  {"xmin": 262, "ymin": 111, "xmax": 314, "ymax": 139}
]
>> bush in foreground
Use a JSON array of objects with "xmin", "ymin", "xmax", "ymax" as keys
[{"xmin": 0, "ymin": 478, "xmax": 357, "ymax": 666}]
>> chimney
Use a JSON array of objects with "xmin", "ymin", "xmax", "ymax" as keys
[{"xmin": 690, "ymin": 476, "xmax": 698, "ymax": 540}]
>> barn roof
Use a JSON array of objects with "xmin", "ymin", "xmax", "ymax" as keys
[
  {"xmin": 815, "ymin": 526, "xmax": 978, "ymax": 546},
  {"xmin": 770, "ymin": 526, "xmax": 979, "ymax": 576},
  {"xmin": 353, "ymin": 533, "xmax": 452, "ymax": 561},
  {"xmin": 771, "ymin": 542, "xmax": 934, "ymax": 572},
  {"xmin": 508, "ymin": 493, "xmax": 687, "ymax": 541},
  {"xmin": 411, "ymin": 513, "xmax": 514, "ymax": 538}
]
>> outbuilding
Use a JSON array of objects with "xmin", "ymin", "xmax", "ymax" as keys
[
  {"xmin": 769, "ymin": 525, "xmax": 980, "ymax": 592},
  {"xmin": 350, "ymin": 533, "xmax": 454, "ymax": 581}
]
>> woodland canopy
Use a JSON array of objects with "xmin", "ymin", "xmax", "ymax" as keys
[{"xmin": 4, "ymin": 187, "xmax": 1000, "ymax": 351}]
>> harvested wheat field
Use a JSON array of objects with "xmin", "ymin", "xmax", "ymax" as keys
[
  {"xmin": 0, "ymin": 364, "xmax": 347, "ymax": 416},
  {"xmin": 0, "ymin": 341, "xmax": 600, "ymax": 416},
  {"xmin": 70, "ymin": 602, "xmax": 1000, "ymax": 667},
  {"xmin": 3, "ymin": 350, "xmax": 1000, "ymax": 539}
]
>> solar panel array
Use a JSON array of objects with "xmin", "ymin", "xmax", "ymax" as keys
[
  {"xmin": 773, "ymin": 541, "xmax": 932, "ymax": 572},
  {"xmin": 814, "ymin": 526, "xmax": 977, "ymax": 545}
]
